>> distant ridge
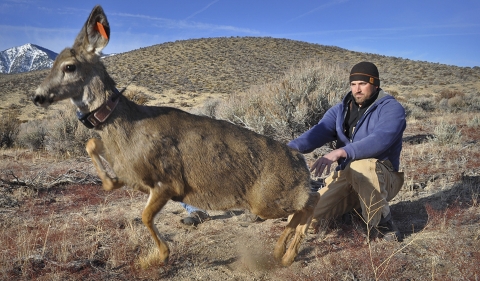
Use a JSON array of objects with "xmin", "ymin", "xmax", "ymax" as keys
[
  {"xmin": 0, "ymin": 43, "xmax": 57, "ymax": 74},
  {"xmin": 102, "ymin": 37, "xmax": 480, "ymax": 95},
  {"xmin": 1, "ymin": 36, "xmax": 479, "ymax": 123}
]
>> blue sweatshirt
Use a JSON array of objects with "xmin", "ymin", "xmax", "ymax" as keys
[{"xmin": 288, "ymin": 89, "xmax": 406, "ymax": 171}]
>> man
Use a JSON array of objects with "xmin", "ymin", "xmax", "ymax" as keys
[{"xmin": 288, "ymin": 62, "xmax": 406, "ymax": 241}]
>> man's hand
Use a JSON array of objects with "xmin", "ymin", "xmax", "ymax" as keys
[{"xmin": 310, "ymin": 148, "xmax": 347, "ymax": 177}]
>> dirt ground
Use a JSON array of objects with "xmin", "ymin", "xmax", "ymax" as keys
[
  {"xmin": 1, "ymin": 82, "xmax": 479, "ymax": 280},
  {"xmin": 1, "ymin": 140, "xmax": 479, "ymax": 280}
]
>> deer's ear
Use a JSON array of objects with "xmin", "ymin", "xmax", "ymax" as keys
[{"xmin": 74, "ymin": 5, "xmax": 110, "ymax": 55}]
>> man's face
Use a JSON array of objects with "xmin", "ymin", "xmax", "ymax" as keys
[{"xmin": 350, "ymin": 81, "xmax": 378, "ymax": 107}]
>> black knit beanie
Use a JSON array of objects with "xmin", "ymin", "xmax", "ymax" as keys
[{"xmin": 349, "ymin": 61, "xmax": 380, "ymax": 86}]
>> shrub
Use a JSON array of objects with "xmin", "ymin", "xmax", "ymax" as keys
[
  {"xmin": 215, "ymin": 60, "xmax": 349, "ymax": 142},
  {"xmin": 410, "ymin": 97, "xmax": 435, "ymax": 112},
  {"xmin": 436, "ymin": 90, "xmax": 467, "ymax": 112},
  {"xmin": 0, "ymin": 109, "xmax": 20, "ymax": 148},
  {"xmin": 437, "ymin": 89, "xmax": 465, "ymax": 101},
  {"xmin": 467, "ymin": 115, "xmax": 480, "ymax": 128},
  {"xmin": 403, "ymin": 103, "xmax": 428, "ymax": 120},
  {"xmin": 43, "ymin": 106, "xmax": 99, "ymax": 157},
  {"xmin": 123, "ymin": 88, "xmax": 151, "ymax": 105},
  {"xmin": 429, "ymin": 121, "xmax": 462, "ymax": 145},
  {"xmin": 464, "ymin": 92, "xmax": 480, "ymax": 111},
  {"xmin": 447, "ymin": 95, "xmax": 466, "ymax": 110},
  {"xmin": 16, "ymin": 120, "xmax": 47, "ymax": 150},
  {"xmin": 193, "ymin": 98, "xmax": 221, "ymax": 118}
]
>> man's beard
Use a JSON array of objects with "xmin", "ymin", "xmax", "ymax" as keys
[{"xmin": 353, "ymin": 94, "xmax": 368, "ymax": 105}]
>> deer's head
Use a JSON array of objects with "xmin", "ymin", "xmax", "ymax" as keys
[{"xmin": 34, "ymin": 5, "xmax": 115, "ymax": 114}]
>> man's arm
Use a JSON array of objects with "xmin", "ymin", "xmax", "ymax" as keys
[{"xmin": 288, "ymin": 104, "xmax": 341, "ymax": 153}]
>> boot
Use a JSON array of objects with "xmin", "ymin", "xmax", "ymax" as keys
[
  {"xmin": 180, "ymin": 211, "xmax": 210, "ymax": 226},
  {"xmin": 374, "ymin": 212, "xmax": 402, "ymax": 242}
]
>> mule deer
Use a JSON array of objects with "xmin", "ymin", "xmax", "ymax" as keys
[{"xmin": 33, "ymin": 5, "xmax": 319, "ymax": 267}]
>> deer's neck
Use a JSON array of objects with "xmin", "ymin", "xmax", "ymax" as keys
[{"xmin": 76, "ymin": 88, "xmax": 121, "ymax": 129}]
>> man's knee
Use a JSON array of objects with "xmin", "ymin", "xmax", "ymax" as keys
[{"xmin": 348, "ymin": 158, "xmax": 377, "ymax": 173}]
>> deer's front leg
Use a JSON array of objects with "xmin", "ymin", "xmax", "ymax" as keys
[{"xmin": 86, "ymin": 138, "xmax": 124, "ymax": 191}]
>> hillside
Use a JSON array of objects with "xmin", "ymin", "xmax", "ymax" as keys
[
  {"xmin": 103, "ymin": 37, "xmax": 480, "ymax": 94},
  {"xmin": 1, "ymin": 37, "xmax": 480, "ymax": 120}
]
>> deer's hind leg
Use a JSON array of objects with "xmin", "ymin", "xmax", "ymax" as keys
[
  {"xmin": 86, "ymin": 138, "xmax": 124, "ymax": 191},
  {"xmin": 142, "ymin": 183, "xmax": 172, "ymax": 264},
  {"xmin": 274, "ymin": 216, "xmax": 295, "ymax": 261},
  {"xmin": 274, "ymin": 192, "xmax": 319, "ymax": 266}
]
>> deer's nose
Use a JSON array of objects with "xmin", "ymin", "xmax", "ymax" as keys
[{"xmin": 33, "ymin": 94, "xmax": 46, "ymax": 106}]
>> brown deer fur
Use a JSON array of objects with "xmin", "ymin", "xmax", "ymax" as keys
[{"xmin": 33, "ymin": 5, "xmax": 319, "ymax": 267}]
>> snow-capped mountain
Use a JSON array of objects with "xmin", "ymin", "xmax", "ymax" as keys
[{"xmin": 0, "ymin": 43, "xmax": 58, "ymax": 74}]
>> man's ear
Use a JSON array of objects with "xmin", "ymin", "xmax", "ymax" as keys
[{"xmin": 73, "ymin": 5, "xmax": 110, "ymax": 55}]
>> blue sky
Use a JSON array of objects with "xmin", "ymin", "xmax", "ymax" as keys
[{"xmin": 1, "ymin": 0, "xmax": 479, "ymax": 67}]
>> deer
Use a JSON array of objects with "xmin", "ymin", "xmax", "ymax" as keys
[{"xmin": 33, "ymin": 5, "xmax": 319, "ymax": 267}]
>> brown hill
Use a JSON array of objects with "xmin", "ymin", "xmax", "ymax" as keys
[{"xmin": 1, "ymin": 37, "xmax": 479, "ymax": 120}]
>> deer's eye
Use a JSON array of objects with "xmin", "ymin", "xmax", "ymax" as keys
[{"xmin": 64, "ymin": 64, "xmax": 76, "ymax": 73}]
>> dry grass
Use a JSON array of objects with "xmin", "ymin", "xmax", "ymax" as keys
[
  {"xmin": 1, "ymin": 104, "xmax": 478, "ymax": 281},
  {"xmin": 0, "ymin": 37, "xmax": 479, "ymax": 280}
]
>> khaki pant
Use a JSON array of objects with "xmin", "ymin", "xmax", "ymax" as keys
[{"xmin": 312, "ymin": 158, "xmax": 404, "ymax": 227}]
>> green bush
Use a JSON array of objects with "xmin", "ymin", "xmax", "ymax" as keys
[
  {"xmin": 43, "ymin": 107, "xmax": 99, "ymax": 157},
  {"xmin": 411, "ymin": 97, "xmax": 436, "ymax": 112},
  {"xmin": 193, "ymin": 98, "xmax": 221, "ymax": 118},
  {"xmin": 16, "ymin": 120, "xmax": 47, "ymax": 150},
  {"xmin": 429, "ymin": 122, "xmax": 462, "ymax": 145},
  {"xmin": 0, "ymin": 109, "xmax": 20, "ymax": 148},
  {"xmin": 464, "ymin": 91, "xmax": 480, "ymax": 111},
  {"xmin": 437, "ymin": 89, "xmax": 465, "ymax": 101},
  {"xmin": 467, "ymin": 115, "xmax": 480, "ymax": 128},
  {"xmin": 214, "ymin": 60, "xmax": 349, "ymax": 142},
  {"xmin": 403, "ymin": 103, "xmax": 429, "ymax": 120}
]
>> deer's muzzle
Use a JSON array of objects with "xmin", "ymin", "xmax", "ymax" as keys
[{"xmin": 33, "ymin": 94, "xmax": 52, "ymax": 107}]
